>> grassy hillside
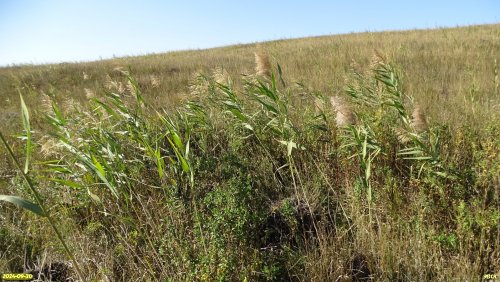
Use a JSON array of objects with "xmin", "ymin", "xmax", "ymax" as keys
[
  {"xmin": 1, "ymin": 24, "xmax": 499, "ymax": 128},
  {"xmin": 0, "ymin": 24, "xmax": 499, "ymax": 281}
]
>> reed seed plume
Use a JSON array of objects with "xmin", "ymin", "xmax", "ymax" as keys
[
  {"xmin": 314, "ymin": 98, "xmax": 325, "ymax": 113},
  {"xmin": 254, "ymin": 52, "xmax": 271, "ymax": 77},
  {"xmin": 150, "ymin": 75, "xmax": 160, "ymax": 88},
  {"xmin": 113, "ymin": 66, "xmax": 124, "ymax": 72},
  {"xmin": 314, "ymin": 97, "xmax": 325, "ymax": 113},
  {"xmin": 39, "ymin": 136, "xmax": 60, "ymax": 157},
  {"xmin": 84, "ymin": 88, "xmax": 95, "ymax": 99},
  {"xmin": 395, "ymin": 127, "xmax": 411, "ymax": 143},
  {"xmin": 126, "ymin": 80, "xmax": 135, "ymax": 96},
  {"xmin": 117, "ymin": 82, "xmax": 125, "ymax": 94},
  {"xmin": 188, "ymin": 73, "xmax": 208, "ymax": 96},
  {"xmin": 82, "ymin": 72, "xmax": 89, "ymax": 80},
  {"xmin": 213, "ymin": 67, "xmax": 230, "ymax": 85},
  {"xmin": 411, "ymin": 104, "xmax": 428, "ymax": 132},
  {"xmin": 104, "ymin": 74, "xmax": 114, "ymax": 90},
  {"xmin": 40, "ymin": 92, "xmax": 52, "ymax": 113},
  {"xmin": 105, "ymin": 75, "xmax": 125, "ymax": 94},
  {"xmin": 62, "ymin": 97, "xmax": 79, "ymax": 114},
  {"xmin": 370, "ymin": 50, "xmax": 387, "ymax": 68},
  {"xmin": 349, "ymin": 59, "xmax": 363, "ymax": 74},
  {"xmin": 330, "ymin": 96, "xmax": 356, "ymax": 126}
]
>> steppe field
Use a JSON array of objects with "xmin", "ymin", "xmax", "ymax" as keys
[{"xmin": 0, "ymin": 23, "xmax": 499, "ymax": 281}]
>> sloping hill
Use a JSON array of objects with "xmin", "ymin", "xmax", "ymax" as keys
[
  {"xmin": 0, "ymin": 24, "xmax": 499, "ymax": 281},
  {"xmin": 1, "ymin": 23, "xmax": 499, "ymax": 126}
]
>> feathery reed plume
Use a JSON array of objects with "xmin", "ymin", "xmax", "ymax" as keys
[
  {"xmin": 213, "ymin": 67, "xmax": 230, "ymax": 85},
  {"xmin": 330, "ymin": 96, "xmax": 356, "ymax": 126},
  {"xmin": 394, "ymin": 127, "xmax": 411, "ymax": 143},
  {"xmin": 314, "ymin": 97, "xmax": 325, "ymax": 113},
  {"xmin": 39, "ymin": 136, "xmax": 60, "ymax": 157},
  {"xmin": 126, "ymin": 80, "xmax": 135, "ymax": 96},
  {"xmin": 117, "ymin": 82, "xmax": 125, "ymax": 94},
  {"xmin": 62, "ymin": 97, "xmax": 78, "ymax": 114},
  {"xmin": 82, "ymin": 72, "xmax": 89, "ymax": 80},
  {"xmin": 105, "ymin": 75, "xmax": 125, "ymax": 94},
  {"xmin": 370, "ymin": 50, "xmax": 386, "ymax": 68},
  {"xmin": 349, "ymin": 59, "xmax": 363, "ymax": 74},
  {"xmin": 254, "ymin": 52, "xmax": 271, "ymax": 77},
  {"xmin": 150, "ymin": 75, "xmax": 160, "ymax": 88},
  {"xmin": 84, "ymin": 88, "xmax": 95, "ymax": 99},
  {"xmin": 411, "ymin": 104, "xmax": 428, "ymax": 132},
  {"xmin": 40, "ymin": 92, "xmax": 52, "ymax": 113},
  {"xmin": 104, "ymin": 74, "xmax": 114, "ymax": 90},
  {"xmin": 188, "ymin": 72, "xmax": 209, "ymax": 96}
]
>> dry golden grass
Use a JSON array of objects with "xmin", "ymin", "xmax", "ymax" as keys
[{"xmin": 1, "ymin": 23, "xmax": 498, "ymax": 129}]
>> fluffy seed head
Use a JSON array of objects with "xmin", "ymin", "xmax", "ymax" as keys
[
  {"xmin": 39, "ymin": 136, "xmax": 60, "ymax": 157},
  {"xmin": 62, "ymin": 97, "xmax": 78, "ymax": 113},
  {"xmin": 213, "ymin": 67, "xmax": 230, "ymax": 85},
  {"xmin": 84, "ymin": 88, "xmax": 95, "ymax": 99},
  {"xmin": 370, "ymin": 50, "xmax": 386, "ymax": 68},
  {"xmin": 104, "ymin": 74, "xmax": 114, "ymax": 90},
  {"xmin": 395, "ymin": 127, "xmax": 411, "ymax": 143},
  {"xmin": 40, "ymin": 92, "xmax": 52, "ymax": 113},
  {"xmin": 254, "ymin": 52, "xmax": 271, "ymax": 77},
  {"xmin": 314, "ymin": 97, "xmax": 325, "ymax": 113},
  {"xmin": 330, "ymin": 96, "xmax": 356, "ymax": 127},
  {"xmin": 126, "ymin": 80, "xmax": 135, "ymax": 96},
  {"xmin": 411, "ymin": 105, "xmax": 428, "ymax": 132},
  {"xmin": 150, "ymin": 75, "xmax": 160, "ymax": 88}
]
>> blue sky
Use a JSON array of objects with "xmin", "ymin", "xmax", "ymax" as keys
[{"xmin": 0, "ymin": 0, "xmax": 499, "ymax": 66}]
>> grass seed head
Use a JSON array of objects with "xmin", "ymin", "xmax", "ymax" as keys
[
  {"xmin": 40, "ymin": 92, "xmax": 53, "ymax": 113},
  {"xmin": 370, "ymin": 50, "xmax": 387, "ymax": 68},
  {"xmin": 84, "ymin": 88, "xmax": 95, "ymax": 99},
  {"xmin": 150, "ymin": 75, "xmax": 160, "ymax": 88},
  {"xmin": 314, "ymin": 97, "xmax": 325, "ymax": 113},
  {"xmin": 330, "ymin": 96, "xmax": 356, "ymax": 126},
  {"xmin": 213, "ymin": 67, "xmax": 230, "ymax": 85},
  {"xmin": 254, "ymin": 52, "xmax": 271, "ymax": 77},
  {"xmin": 412, "ymin": 104, "xmax": 428, "ymax": 132},
  {"xmin": 39, "ymin": 136, "xmax": 61, "ymax": 157},
  {"xmin": 126, "ymin": 80, "xmax": 135, "ymax": 96}
]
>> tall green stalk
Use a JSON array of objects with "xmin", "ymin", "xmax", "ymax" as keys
[{"xmin": 0, "ymin": 95, "xmax": 85, "ymax": 280}]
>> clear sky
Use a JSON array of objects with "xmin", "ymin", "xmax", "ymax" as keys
[{"xmin": 0, "ymin": 0, "xmax": 499, "ymax": 66}]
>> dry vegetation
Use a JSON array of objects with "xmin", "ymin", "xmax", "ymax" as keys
[{"xmin": 0, "ymin": 24, "xmax": 499, "ymax": 281}]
